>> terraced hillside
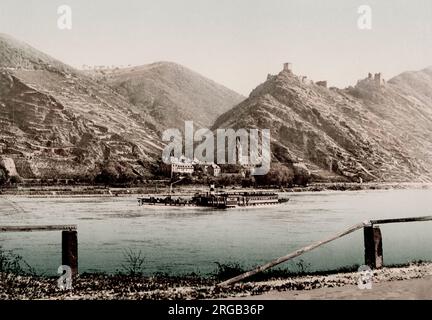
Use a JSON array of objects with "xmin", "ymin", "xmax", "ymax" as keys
[
  {"xmin": 0, "ymin": 34, "xmax": 163, "ymax": 180},
  {"xmin": 214, "ymin": 66, "xmax": 432, "ymax": 182}
]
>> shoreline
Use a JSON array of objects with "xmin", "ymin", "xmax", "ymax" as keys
[
  {"xmin": 1, "ymin": 182, "xmax": 431, "ymax": 198},
  {"xmin": 1, "ymin": 262, "xmax": 431, "ymax": 300}
]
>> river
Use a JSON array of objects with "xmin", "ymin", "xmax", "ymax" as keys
[{"xmin": 0, "ymin": 188, "xmax": 431, "ymax": 276}]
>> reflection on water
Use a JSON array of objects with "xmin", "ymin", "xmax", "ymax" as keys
[{"xmin": 0, "ymin": 189, "xmax": 431, "ymax": 276}]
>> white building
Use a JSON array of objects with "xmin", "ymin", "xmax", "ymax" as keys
[{"xmin": 161, "ymin": 156, "xmax": 194, "ymax": 176}]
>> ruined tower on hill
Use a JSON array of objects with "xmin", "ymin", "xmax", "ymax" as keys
[
  {"xmin": 283, "ymin": 62, "xmax": 293, "ymax": 73},
  {"xmin": 358, "ymin": 72, "xmax": 386, "ymax": 87}
]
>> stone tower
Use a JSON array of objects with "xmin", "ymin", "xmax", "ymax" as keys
[
  {"xmin": 374, "ymin": 73, "xmax": 382, "ymax": 85},
  {"xmin": 283, "ymin": 62, "xmax": 292, "ymax": 73}
]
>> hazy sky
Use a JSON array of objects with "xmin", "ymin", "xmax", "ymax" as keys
[{"xmin": 1, "ymin": 0, "xmax": 431, "ymax": 95}]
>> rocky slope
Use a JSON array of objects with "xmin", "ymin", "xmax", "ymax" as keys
[
  {"xmin": 0, "ymin": 34, "xmax": 163, "ymax": 180},
  {"xmin": 2, "ymin": 33, "xmax": 431, "ymax": 183},
  {"xmin": 101, "ymin": 62, "xmax": 245, "ymax": 129},
  {"xmin": 213, "ymin": 66, "xmax": 432, "ymax": 182}
]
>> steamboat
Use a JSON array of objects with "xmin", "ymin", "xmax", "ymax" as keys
[{"xmin": 137, "ymin": 185, "xmax": 288, "ymax": 209}]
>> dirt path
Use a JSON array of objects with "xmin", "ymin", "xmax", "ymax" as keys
[{"xmin": 239, "ymin": 276, "xmax": 432, "ymax": 300}]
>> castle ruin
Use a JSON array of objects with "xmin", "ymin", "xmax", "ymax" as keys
[
  {"xmin": 283, "ymin": 62, "xmax": 292, "ymax": 73},
  {"xmin": 363, "ymin": 72, "xmax": 385, "ymax": 86},
  {"xmin": 280, "ymin": 63, "xmax": 315, "ymax": 85},
  {"xmin": 316, "ymin": 81, "xmax": 328, "ymax": 88}
]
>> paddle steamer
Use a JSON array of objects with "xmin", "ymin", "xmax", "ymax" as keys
[{"xmin": 137, "ymin": 185, "xmax": 288, "ymax": 209}]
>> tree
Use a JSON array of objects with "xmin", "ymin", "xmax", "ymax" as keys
[
  {"xmin": 293, "ymin": 163, "xmax": 311, "ymax": 186},
  {"xmin": 0, "ymin": 167, "xmax": 7, "ymax": 185},
  {"xmin": 9, "ymin": 175, "xmax": 22, "ymax": 184},
  {"xmin": 241, "ymin": 177, "xmax": 255, "ymax": 188},
  {"xmin": 220, "ymin": 164, "xmax": 242, "ymax": 174},
  {"xmin": 255, "ymin": 163, "xmax": 294, "ymax": 186},
  {"xmin": 95, "ymin": 161, "xmax": 120, "ymax": 185},
  {"xmin": 216, "ymin": 174, "xmax": 243, "ymax": 186},
  {"xmin": 95, "ymin": 161, "xmax": 138, "ymax": 185}
]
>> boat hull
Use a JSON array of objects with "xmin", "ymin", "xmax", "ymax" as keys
[{"xmin": 137, "ymin": 197, "xmax": 289, "ymax": 209}]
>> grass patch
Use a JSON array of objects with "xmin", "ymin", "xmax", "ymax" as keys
[{"xmin": 0, "ymin": 246, "xmax": 36, "ymax": 276}]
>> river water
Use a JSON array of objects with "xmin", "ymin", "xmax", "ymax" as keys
[{"xmin": 0, "ymin": 189, "xmax": 431, "ymax": 276}]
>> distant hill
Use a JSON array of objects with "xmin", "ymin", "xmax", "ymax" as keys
[
  {"xmin": 214, "ymin": 65, "xmax": 432, "ymax": 183},
  {"xmin": 0, "ymin": 33, "xmax": 72, "ymax": 73},
  {"xmin": 101, "ymin": 62, "xmax": 245, "ymax": 129}
]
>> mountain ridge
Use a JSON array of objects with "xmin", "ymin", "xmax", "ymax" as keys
[
  {"xmin": 0, "ymin": 33, "xmax": 243, "ymax": 181},
  {"xmin": 0, "ymin": 33, "xmax": 74, "ymax": 74},
  {"xmin": 214, "ymin": 65, "xmax": 432, "ymax": 182},
  {"xmin": 1, "ymin": 33, "xmax": 431, "ymax": 183},
  {"xmin": 101, "ymin": 61, "xmax": 245, "ymax": 128}
]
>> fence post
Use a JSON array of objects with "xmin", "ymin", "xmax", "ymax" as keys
[
  {"xmin": 364, "ymin": 225, "xmax": 383, "ymax": 269},
  {"xmin": 62, "ymin": 230, "xmax": 78, "ymax": 276}
]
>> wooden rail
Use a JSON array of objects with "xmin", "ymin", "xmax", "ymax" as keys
[
  {"xmin": 218, "ymin": 215, "xmax": 432, "ymax": 287},
  {"xmin": 0, "ymin": 224, "xmax": 78, "ymax": 276},
  {"xmin": 370, "ymin": 215, "xmax": 432, "ymax": 225},
  {"xmin": 0, "ymin": 225, "xmax": 77, "ymax": 233}
]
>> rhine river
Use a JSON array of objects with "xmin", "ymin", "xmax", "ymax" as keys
[{"xmin": 1, "ymin": 188, "xmax": 431, "ymax": 276}]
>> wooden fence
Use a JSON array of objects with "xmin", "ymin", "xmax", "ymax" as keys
[
  {"xmin": 2, "ymin": 215, "xmax": 431, "ymax": 285},
  {"xmin": 218, "ymin": 215, "xmax": 432, "ymax": 287},
  {"xmin": 0, "ymin": 224, "xmax": 78, "ymax": 276}
]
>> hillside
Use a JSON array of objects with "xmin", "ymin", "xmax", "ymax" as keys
[
  {"xmin": 0, "ymin": 33, "xmax": 72, "ymax": 73},
  {"xmin": 213, "ymin": 65, "xmax": 432, "ymax": 183},
  {"xmin": 0, "ymin": 34, "xmax": 163, "ymax": 181},
  {"xmin": 2, "ymin": 33, "xmax": 431, "ymax": 184},
  {"xmin": 101, "ymin": 62, "xmax": 245, "ymax": 129}
]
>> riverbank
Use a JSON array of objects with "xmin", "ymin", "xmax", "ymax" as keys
[
  {"xmin": 1, "ymin": 182, "xmax": 431, "ymax": 197},
  {"xmin": 1, "ymin": 262, "xmax": 431, "ymax": 300},
  {"xmin": 242, "ymin": 275, "xmax": 432, "ymax": 300}
]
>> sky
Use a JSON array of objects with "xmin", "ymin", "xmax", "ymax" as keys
[{"xmin": 0, "ymin": 0, "xmax": 431, "ymax": 95}]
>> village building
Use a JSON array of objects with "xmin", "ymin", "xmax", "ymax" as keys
[
  {"xmin": 208, "ymin": 163, "xmax": 221, "ymax": 177},
  {"xmin": 161, "ymin": 156, "xmax": 194, "ymax": 177},
  {"xmin": 194, "ymin": 162, "xmax": 221, "ymax": 177}
]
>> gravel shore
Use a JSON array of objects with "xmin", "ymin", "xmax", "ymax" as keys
[
  {"xmin": 1, "ymin": 182, "xmax": 431, "ymax": 197},
  {"xmin": 1, "ymin": 262, "xmax": 431, "ymax": 300}
]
